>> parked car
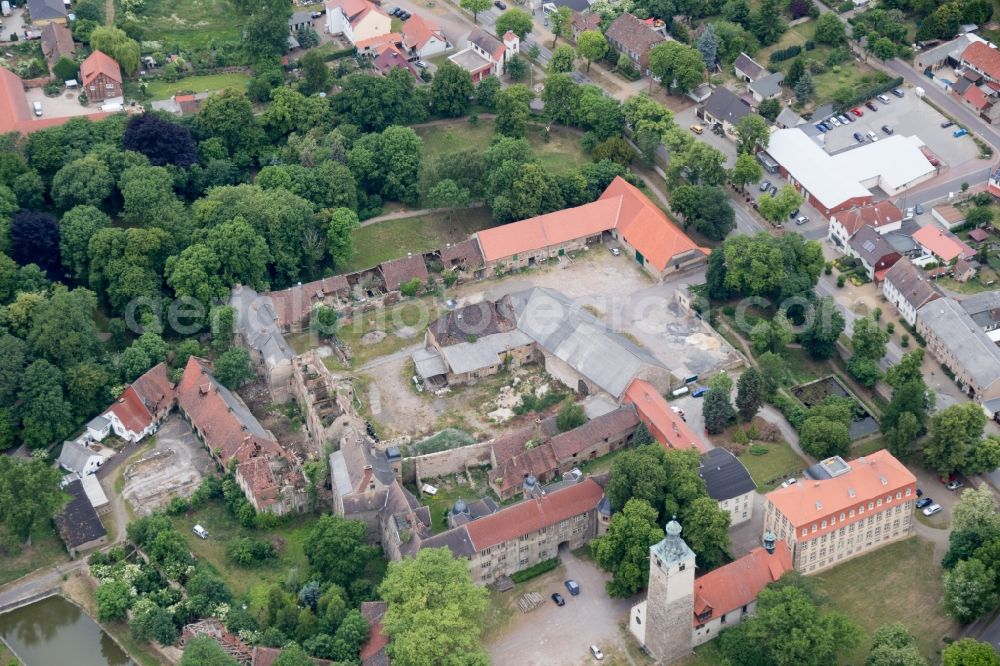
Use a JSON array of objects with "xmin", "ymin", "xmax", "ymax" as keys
[
  {"xmin": 565, "ymin": 580, "xmax": 580, "ymax": 595},
  {"xmin": 853, "ymin": 131, "xmax": 865, "ymax": 143},
  {"xmin": 193, "ymin": 524, "xmax": 209, "ymax": 539},
  {"xmin": 916, "ymin": 488, "xmax": 923, "ymax": 497},
  {"xmin": 795, "ymin": 215, "xmax": 809, "ymax": 225},
  {"xmin": 789, "ymin": 208, "xmax": 799, "ymax": 218},
  {"xmin": 915, "ymin": 203, "xmax": 924, "ymax": 215},
  {"xmin": 769, "ymin": 185, "xmax": 778, "ymax": 196},
  {"xmin": 389, "ymin": 6, "xmax": 402, "ymax": 15},
  {"xmin": 494, "ymin": 0, "xmax": 506, "ymax": 8},
  {"xmin": 947, "ymin": 479, "xmax": 964, "ymax": 490},
  {"xmin": 850, "ymin": 107, "xmax": 863, "ymax": 116},
  {"xmin": 865, "ymin": 101, "xmax": 878, "ymax": 111},
  {"xmin": 892, "ymin": 88, "xmax": 904, "ymax": 97},
  {"xmin": 866, "ymin": 130, "xmax": 878, "ymax": 142},
  {"xmin": 828, "ymin": 116, "xmax": 841, "ymax": 127},
  {"xmin": 915, "ymin": 497, "xmax": 933, "ymax": 509},
  {"xmin": 414, "ymin": 60, "xmax": 427, "ymax": 69},
  {"xmin": 954, "ymin": 128, "xmax": 968, "ymax": 137},
  {"xmin": 692, "ymin": 387, "xmax": 708, "ymax": 397},
  {"xmin": 590, "ymin": 646, "xmax": 605, "ymax": 661},
  {"xmin": 759, "ymin": 180, "xmax": 771, "ymax": 192},
  {"xmin": 941, "ymin": 120, "xmax": 954, "ymax": 128},
  {"xmin": 837, "ymin": 114, "xmax": 851, "ymax": 124},
  {"xmin": 551, "ymin": 593, "xmax": 565, "ymax": 606},
  {"xmin": 923, "ymin": 504, "xmax": 943, "ymax": 516},
  {"xmin": 877, "ymin": 93, "xmax": 891, "ymax": 103},
  {"xmin": 385, "ymin": 5, "xmax": 398, "ymax": 13},
  {"xmin": 816, "ymin": 123, "xmax": 829, "ymax": 132},
  {"xmin": 780, "ymin": 478, "xmax": 797, "ymax": 488},
  {"xmin": 32, "ymin": 101, "xmax": 41, "ymax": 117},
  {"xmin": 690, "ymin": 124, "xmax": 704, "ymax": 134},
  {"xmin": 398, "ymin": 9, "xmax": 410, "ymax": 18},
  {"xmin": 609, "ymin": 246, "xmax": 620, "ymax": 256},
  {"xmin": 881, "ymin": 125, "xmax": 893, "ymax": 135}
]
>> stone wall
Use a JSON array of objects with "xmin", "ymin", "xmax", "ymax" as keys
[{"xmin": 413, "ymin": 441, "xmax": 492, "ymax": 484}]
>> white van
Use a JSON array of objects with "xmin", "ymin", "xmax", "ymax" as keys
[
  {"xmin": 32, "ymin": 101, "xmax": 42, "ymax": 117},
  {"xmin": 193, "ymin": 524, "xmax": 209, "ymax": 539}
]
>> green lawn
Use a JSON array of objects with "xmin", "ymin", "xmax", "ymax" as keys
[
  {"xmin": 851, "ymin": 435, "xmax": 887, "ymax": 457},
  {"xmin": 816, "ymin": 538, "xmax": 959, "ymax": 662},
  {"xmin": 334, "ymin": 295, "xmax": 442, "ymax": 368},
  {"xmin": 344, "ymin": 208, "xmax": 496, "ymax": 273},
  {"xmin": 0, "ymin": 523, "xmax": 69, "ymax": 587},
  {"xmin": 126, "ymin": 0, "xmax": 244, "ymax": 49},
  {"xmin": 168, "ymin": 499, "xmax": 319, "ymax": 601},
  {"xmin": 737, "ymin": 440, "xmax": 808, "ymax": 492},
  {"xmin": 415, "ymin": 119, "xmax": 590, "ymax": 175},
  {"xmin": 783, "ymin": 346, "xmax": 827, "ymax": 385},
  {"xmin": 145, "ymin": 73, "xmax": 251, "ymax": 100}
]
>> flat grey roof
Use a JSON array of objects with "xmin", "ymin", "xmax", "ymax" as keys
[
  {"xmin": 449, "ymin": 48, "xmax": 491, "ymax": 72},
  {"xmin": 412, "ymin": 347, "xmax": 448, "ymax": 379}
]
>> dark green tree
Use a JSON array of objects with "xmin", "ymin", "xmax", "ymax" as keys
[
  {"xmin": 430, "ymin": 62, "xmax": 474, "ymax": 117},
  {"xmin": 592, "ymin": 498, "xmax": 664, "ymax": 597},
  {"xmin": 736, "ymin": 367, "xmax": 763, "ymax": 421}
]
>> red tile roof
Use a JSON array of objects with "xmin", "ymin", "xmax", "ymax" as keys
[
  {"xmin": 175, "ymin": 356, "xmax": 283, "ymax": 464},
  {"xmin": 964, "ymin": 85, "xmax": 991, "ymax": 110},
  {"xmin": 547, "ymin": 406, "xmax": 639, "ymax": 461},
  {"xmin": 970, "ymin": 228, "xmax": 990, "ymax": 242},
  {"xmin": 601, "ymin": 177, "xmax": 710, "ymax": 271},
  {"xmin": 402, "ymin": 14, "xmax": 442, "ymax": 50},
  {"xmin": 80, "ymin": 50, "xmax": 122, "ymax": 88},
  {"xmin": 268, "ymin": 275, "xmax": 350, "ymax": 328},
  {"xmin": 381, "ymin": 254, "xmax": 428, "ymax": 290},
  {"xmin": 0, "ymin": 66, "xmax": 111, "ymax": 134},
  {"xmin": 355, "ymin": 31, "xmax": 402, "ymax": 51},
  {"xmin": 962, "ymin": 41, "xmax": 1000, "ymax": 82},
  {"xmin": 692, "ymin": 543, "xmax": 792, "ymax": 624},
  {"xmin": 623, "ymin": 379, "xmax": 707, "ymax": 452},
  {"xmin": 766, "ymin": 450, "xmax": 916, "ymax": 531},
  {"xmin": 465, "ymin": 478, "xmax": 605, "ymax": 550},
  {"xmin": 834, "ymin": 201, "xmax": 903, "ymax": 237},
  {"xmin": 913, "ymin": 225, "xmax": 976, "ymax": 262},
  {"xmin": 103, "ymin": 363, "xmax": 174, "ymax": 434}
]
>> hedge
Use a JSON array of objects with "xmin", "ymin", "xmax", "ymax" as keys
[
  {"xmin": 324, "ymin": 47, "xmax": 356, "ymax": 62},
  {"xmin": 511, "ymin": 557, "xmax": 560, "ymax": 583},
  {"xmin": 767, "ymin": 392, "xmax": 807, "ymax": 432},
  {"xmin": 833, "ymin": 76, "xmax": 904, "ymax": 113},
  {"xmin": 769, "ymin": 45, "xmax": 802, "ymax": 64}
]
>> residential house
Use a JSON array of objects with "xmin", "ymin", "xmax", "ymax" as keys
[
  {"xmin": 700, "ymin": 88, "xmax": 752, "ymax": 134},
  {"xmin": 354, "ymin": 32, "xmax": 403, "ymax": 57},
  {"xmin": 402, "ymin": 14, "xmax": 448, "ymax": 58},
  {"xmin": 289, "ymin": 9, "xmax": 314, "ymax": 34},
  {"xmin": 622, "ymin": 378, "xmax": 708, "ymax": 452},
  {"xmin": 101, "ymin": 363, "xmax": 175, "ymax": 443},
  {"xmin": 39, "ymin": 22, "xmax": 75, "ymax": 71},
  {"xmin": 763, "ymin": 451, "xmax": 916, "ymax": 574},
  {"xmin": 55, "ymin": 478, "xmax": 108, "ymax": 557},
  {"xmin": 828, "ymin": 201, "xmax": 903, "ymax": 250},
  {"xmin": 953, "ymin": 258, "xmax": 980, "ymax": 282},
  {"xmin": 81, "ymin": 50, "xmax": 123, "ymax": 103},
  {"xmin": 473, "ymin": 177, "xmax": 709, "ymax": 281},
  {"xmin": 748, "ymin": 71, "xmax": 784, "ymax": 104},
  {"xmin": 628, "ymin": 520, "xmax": 793, "ymax": 661},
  {"xmin": 733, "ymin": 52, "xmax": 765, "ymax": 82},
  {"xmin": 959, "ymin": 40, "xmax": 1000, "ymax": 85},
  {"xmin": 699, "ymin": 448, "xmax": 756, "ymax": 526},
  {"xmin": 58, "ymin": 440, "xmax": 106, "ymax": 476},
  {"xmin": 915, "ymin": 33, "xmax": 986, "ymax": 72},
  {"xmin": 687, "ymin": 82, "xmax": 714, "ymax": 103},
  {"xmin": 605, "ymin": 13, "xmax": 666, "ymax": 75},
  {"xmin": 775, "ymin": 106, "xmax": 803, "ymax": 129},
  {"xmin": 447, "ymin": 29, "xmax": 519, "ymax": 83},
  {"xmin": 151, "ymin": 92, "xmax": 209, "ymax": 116},
  {"xmin": 846, "ymin": 225, "xmax": 901, "ymax": 281},
  {"xmin": 918, "ymin": 297, "xmax": 1000, "ymax": 400},
  {"xmin": 959, "ymin": 291, "xmax": 1000, "ymax": 341},
  {"xmin": 176, "ymin": 356, "xmax": 309, "ymax": 515},
  {"xmin": 372, "ymin": 45, "xmax": 421, "ymax": 78},
  {"xmin": 913, "ymin": 224, "xmax": 976, "ymax": 263},
  {"xmin": 570, "ymin": 11, "xmax": 601, "ymax": 42},
  {"xmin": 325, "ymin": 0, "xmax": 392, "ymax": 47},
  {"xmin": 26, "ymin": 0, "xmax": 67, "ymax": 24},
  {"xmin": 882, "ymin": 258, "xmax": 941, "ymax": 326},
  {"xmin": 417, "ymin": 287, "xmax": 673, "ymax": 401},
  {"xmin": 418, "ymin": 478, "xmax": 606, "ymax": 585},
  {"xmin": 86, "ymin": 415, "xmax": 111, "ymax": 441}
]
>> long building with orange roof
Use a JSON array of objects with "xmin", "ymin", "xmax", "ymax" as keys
[
  {"xmin": 762, "ymin": 450, "xmax": 916, "ymax": 574},
  {"xmin": 623, "ymin": 378, "xmax": 708, "ymax": 453},
  {"xmin": 474, "ymin": 177, "xmax": 709, "ymax": 281},
  {"xmin": 0, "ymin": 66, "xmax": 111, "ymax": 135}
]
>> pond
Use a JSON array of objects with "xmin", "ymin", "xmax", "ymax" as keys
[
  {"xmin": 0, "ymin": 595, "xmax": 132, "ymax": 666},
  {"xmin": 792, "ymin": 375, "xmax": 880, "ymax": 440}
]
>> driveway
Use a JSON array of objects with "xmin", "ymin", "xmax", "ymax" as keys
[
  {"xmin": 0, "ymin": 8, "xmax": 28, "ymax": 42},
  {"xmin": 24, "ymin": 88, "xmax": 100, "ymax": 119},
  {"xmin": 488, "ymin": 549, "xmax": 637, "ymax": 666},
  {"xmin": 728, "ymin": 492, "xmax": 766, "ymax": 558}
]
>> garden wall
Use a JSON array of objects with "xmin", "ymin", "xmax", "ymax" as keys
[{"xmin": 413, "ymin": 441, "xmax": 492, "ymax": 484}]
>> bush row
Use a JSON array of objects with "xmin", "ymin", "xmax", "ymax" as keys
[
  {"xmin": 834, "ymin": 76, "xmax": 904, "ymax": 113},
  {"xmin": 511, "ymin": 557, "xmax": 560, "ymax": 583}
]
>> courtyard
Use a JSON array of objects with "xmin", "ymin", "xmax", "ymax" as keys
[{"xmin": 120, "ymin": 415, "xmax": 216, "ymax": 516}]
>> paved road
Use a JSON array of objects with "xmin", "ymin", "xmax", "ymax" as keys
[{"xmin": 894, "ymin": 164, "xmax": 993, "ymax": 208}]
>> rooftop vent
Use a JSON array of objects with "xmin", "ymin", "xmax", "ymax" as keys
[
  {"xmin": 815, "ymin": 500, "xmax": 823, "ymax": 510},
  {"xmin": 848, "ymin": 487, "xmax": 856, "ymax": 497},
  {"xmin": 880, "ymin": 475, "xmax": 888, "ymax": 485}
]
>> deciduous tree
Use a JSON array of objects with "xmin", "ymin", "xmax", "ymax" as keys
[
  {"xmin": 60, "ymin": 205, "xmax": 111, "ymax": 282},
  {"xmin": 944, "ymin": 557, "xmax": 997, "ymax": 623},
  {"xmin": 801, "ymin": 416, "xmax": 851, "ymax": 459},
  {"xmin": 123, "ymin": 113, "xmax": 198, "ymax": 167},
  {"xmin": 51, "ymin": 156, "xmax": 114, "ymax": 210},
  {"xmin": 89, "ymin": 26, "xmax": 140, "ymax": 74},
  {"xmin": 495, "ymin": 8, "xmax": 533, "ymax": 39},
  {"xmin": 460, "ymin": 0, "xmax": 491, "ymax": 23},
  {"xmin": 10, "ymin": 210, "xmax": 60, "ymax": 275},
  {"xmin": 430, "ymin": 62, "xmax": 474, "ymax": 117},
  {"xmin": 730, "ymin": 151, "xmax": 763, "ymax": 190},
  {"xmin": 214, "ymin": 347, "xmax": 254, "ymax": 389},
  {"xmin": 307, "ymin": 515, "xmax": 378, "ymax": 588},
  {"xmin": 549, "ymin": 6, "xmax": 572, "ymax": 47},
  {"xmin": 592, "ymin": 498, "xmax": 664, "ymax": 596},
  {"xmin": 799, "ymin": 297, "xmax": 846, "ymax": 360},
  {"xmin": 180, "ymin": 636, "xmax": 240, "ymax": 666},
  {"xmin": 925, "ymin": 403, "xmax": 987, "ymax": 477},
  {"xmin": 704, "ymin": 384, "xmax": 736, "ymax": 434},
  {"xmin": 0, "ymin": 453, "xmax": 65, "ymax": 543},
  {"xmin": 736, "ymin": 367, "xmax": 763, "ymax": 421},
  {"xmin": 735, "ymin": 113, "xmax": 769, "ymax": 153},
  {"xmin": 648, "ymin": 41, "xmax": 706, "ymax": 95},
  {"xmin": 757, "ymin": 184, "xmax": 803, "ymax": 223},
  {"xmin": 942, "ymin": 639, "xmax": 1000, "ymax": 666},
  {"xmin": 814, "ymin": 12, "xmax": 847, "ymax": 45},
  {"xmin": 865, "ymin": 622, "xmax": 926, "ymax": 666},
  {"xmin": 18, "ymin": 360, "xmax": 75, "ymax": 449},
  {"xmin": 548, "ymin": 44, "xmax": 576, "ymax": 73},
  {"xmin": 577, "ymin": 30, "xmax": 608, "ymax": 71}
]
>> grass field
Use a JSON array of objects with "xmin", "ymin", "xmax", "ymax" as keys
[
  {"xmin": 334, "ymin": 295, "xmax": 442, "ymax": 368},
  {"xmin": 737, "ymin": 440, "xmax": 808, "ymax": 492},
  {"xmin": 0, "ymin": 524, "xmax": 69, "ymax": 587},
  {"xmin": 816, "ymin": 538, "xmax": 959, "ymax": 661},
  {"xmin": 344, "ymin": 208, "xmax": 496, "ymax": 273},
  {"xmin": 126, "ymin": 0, "xmax": 244, "ymax": 49},
  {"xmin": 415, "ymin": 120, "xmax": 591, "ymax": 175},
  {"xmin": 168, "ymin": 500, "xmax": 319, "ymax": 601},
  {"xmin": 0, "ymin": 642, "xmax": 18, "ymax": 665},
  {"xmin": 145, "ymin": 73, "xmax": 251, "ymax": 100}
]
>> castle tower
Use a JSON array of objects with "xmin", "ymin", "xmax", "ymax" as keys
[{"xmin": 629, "ymin": 518, "xmax": 695, "ymax": 664}]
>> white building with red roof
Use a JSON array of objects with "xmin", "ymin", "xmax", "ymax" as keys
[
  {"xmin": 100, "ymin": 363, "xmax": 175, "ymax": 443},
  {"xmin": 448, "ymin": 29, "xmax": 519, "ymax": 83},
  {"xmin": 325, "ymin": 0, "xmax": 392, "ymax": 47},
  {"xmin": 827, "ymin": 201, "xmax": 903, "ymax": 251},
  {"xmin": 402, "ymin": 14, "xmax": 449, "ymax": 59}
]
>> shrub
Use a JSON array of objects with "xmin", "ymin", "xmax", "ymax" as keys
[
  {"xmin": 511, "ymin": 557, "xmax": 559, "ymax": 583},
  {"xmin": 227, "ymin": 537, "xmax": 278, "ymax": 566},
  {"xmin": 400, "ymin": 277, "xmax": 421, "ymax": 297},
  {"xmin": 837, "ymin": 275, "xmax": 846, "ymax": 287},
  {"xmin": 901, "ymin": 334, "xmax": 910, "ymax": 347},
  {"xmin": 770, "ymin": 45, "xmax": 802, "ymax": 64},
  {"xmin": 165, "ymin": 497, "xmax": 190, "ymax": 515},
  {"xmin": 749, "ymin": 443, "xmax": 769, "ymax": 456},
  {"xmin": 886, "ymin": 322, "xmax": 895, "ymax": 334}
]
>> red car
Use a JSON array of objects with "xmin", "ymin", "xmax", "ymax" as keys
[{"xmin": 850, "ymin": 107, "xmax": 864, "ymax": 116}]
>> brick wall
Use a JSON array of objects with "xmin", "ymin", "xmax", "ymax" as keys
[{"xmin": 413, "ymin": 441, "xmax": 492, "ymax": 484}]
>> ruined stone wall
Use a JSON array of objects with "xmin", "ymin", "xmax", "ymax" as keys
[{"xmin": 412, "ymin": 441, "xmax": 493, "ymax": 484}]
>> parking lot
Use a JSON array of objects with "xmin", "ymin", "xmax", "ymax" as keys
[
  {"xmin": 24, "ymin": 87, "xmax": 106, "ymax": 118},
  {"xmin": 817, "ymin": 85, "xmax": 979, "ymax": 168},
  {"xmin": 121, "ymin": 415, "xmax": 216, "ymax": 515},
  {"xmin": 487, "ymin": 549, "xmax": 637, "ymax": 666},
  {"xmin": 675, "ymin": 106, "xmax": 739, "ymax": 168},
  {"xmin": 0, "ymin": 8, "xmax": 29, "ymax": 42}
]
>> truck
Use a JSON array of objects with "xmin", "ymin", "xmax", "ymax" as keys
[{"xmin": 1, "ymin": 2, "xmax": 11, "ymax": 17}]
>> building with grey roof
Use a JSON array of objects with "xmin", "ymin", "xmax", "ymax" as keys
[
  {"xmin": 700, "ymin": 88, "xmax": 752, "ymax": 133},
  {"xmin": 846, "ymin": 225, "xmax": 901, "ymax": 280},
  {"xmin": 882, "ymin": 258, "xmax": 941, "ymax": 326},
  {"xmin": 58, "ymin": 440, "xmax": 105, "ymax": 476},
  {"xmin": 775, "ymin": 106, "xmax": 803, "ymax": 129},
  {"xmin": 699, "ymin": 448, "xmax": 756, "ymax": 525},
  {"xmin": 55, "ymin": 479, "xmax": 107, "ymax": 557},
  {"xmin": 917, "ymin": 297, "xmax": 1000, "ymax": 402},
  {"xmin": 748, "ymin": 71, "xmax": 784, "ymax": 102},
  {"xmin": 733, "ymin": 52, "xmax": 765, "ymax": 82},
  {"xmin": 959, "ymin": 291, "xmax": 1000, "ymax": 341},
  {"xmin": 231, "ymin": 285, "xmax": 295, "ymax": 402},
  {"xmin": 27, "ymin": 0, "xmax": 67, "ymax": 23}
]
